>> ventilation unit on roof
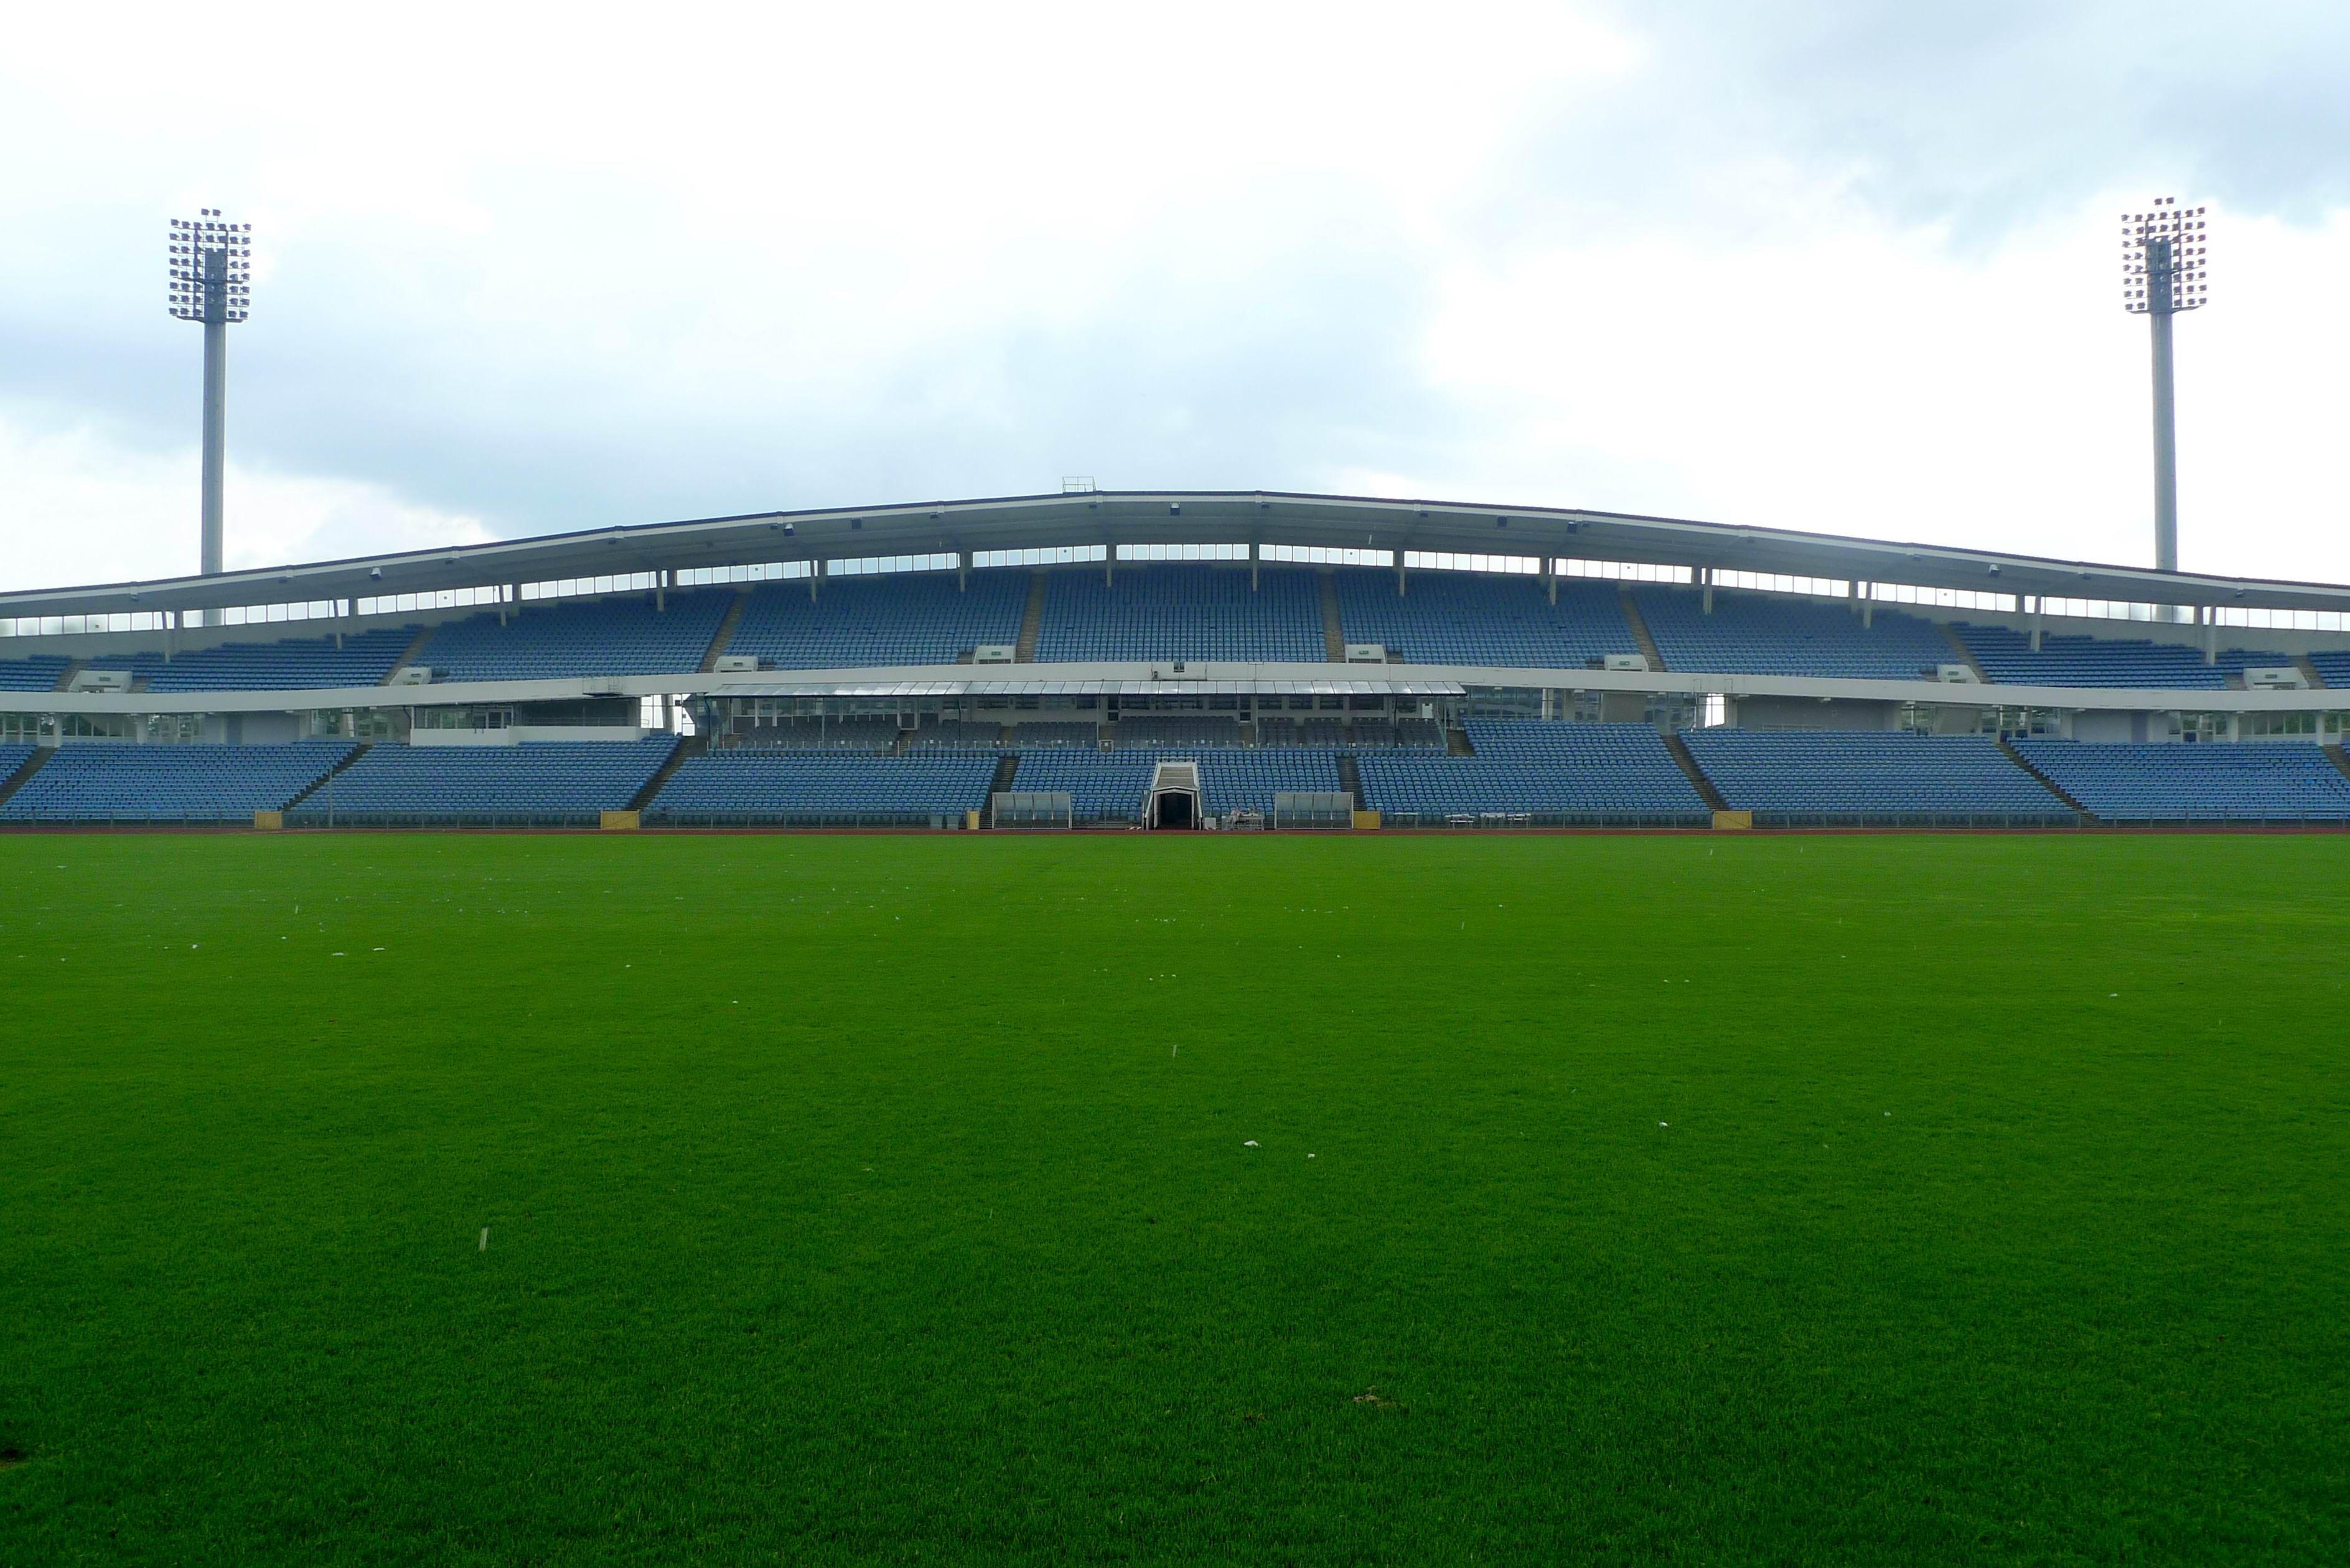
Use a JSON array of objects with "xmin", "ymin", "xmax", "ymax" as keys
[
  {"xmin": 388, "ymin": 666, "xmax": 433, "ymax": 686},
  {"xmin": 1344, "ymin": 643, "xmax": 1387, "ymax": 664},
  {"xmin": 1603, "ymin": 653, "xmax": 1650, "ymax": 673},
  {"xmin": 1935, "ymin": 665, "xmax": 1980, "ymax": 684},
  {"xmin": 2243, "ymin": 666, "xmax": 2308, "ymax": 690},
  {"xmin": 713, "ymin": 655, "xmax": 759, "ymax": 673},
  {"xmin": 973, "ymin": 644, "xmax": 1016, "ymax": 665},
  {"xmin": 68, "ymin": 669, "xmax": 134, "ymax": 693}
]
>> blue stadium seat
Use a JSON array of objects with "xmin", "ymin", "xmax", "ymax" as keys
[
  {"xmin": 415, "ymin": 594, "xmax": 727, "ymax": 682},
  {"xmin": 2011, "ymin": 740, "xmax": 2350, "ymax": 822},
  {"xmin": 0, "ymin": 742, "xmax": 355, "ymax": 823},
  {"xmin": 1001, "ymin": 747, "xmax": 1346, "ymax": 821},
  {"xmin": 647, "ymin": 751, "xmax": 999, "ymax": 824},
  {"xmin": 0, "ymin": 656, "xmax": 72, "ymax": 693},
  {"xmin": 1036, "ymin": 566, "xmax": 1324, "ymax": 663},
  {"xmin": 286, "ymin": 739, "xmax": 679, "ymax": 826},
  {"xmin": 1955, "ymin": 625, "xmax": 2288, "ymax": 689},
  {"xmin": 727, "ymin": 571, "xmax": 1028, "ymax": 669},
  {"xmin": 1355, "ymin": 722, "xmax": 1706, "ymax": 824},
  {"xmin": 2308, "ymin": 651, "xmax": 2350, "ymax": 689},
  {"xmin": 1335, "ymin": 572, "xmax": 1636, "ymax": 668},
  {"xmin": 81, "ymin": 628, "xmax": 421, "ymax": 692},
  {"xmin": 1636, "ymin": 589, "xmax": 1952, "ymax": 679},
  {"xmin": 1679, "ymin": 730, "xmax": 2071, "ymax": 824}
]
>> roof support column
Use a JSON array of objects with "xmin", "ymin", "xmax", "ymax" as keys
[
  {"xmin": 958, "ymin": 550, "xmax": 970, "ymax": 592},
  {"xmin": 656, "ymin": 569, "xmax": 667, "ymax": 614},
  {"xmin": 811, "ymin": 559, "xmax": 823, "ymax": 603},
  {"xmin": 2030, "ymin": 597, "xmax": 2042, "ymax": 653},
  {"xmin": 1860, "ymin": 582, "xmax": 1873, "ymax": 629},
  {"xmin": 1395, "ymin": 554, "xmax": 1406, "ymax": 598},
  {"xmin": 1250, "ymin": 541, "xmax": 1258, "ymax": 592},
  {"xmin": 2203, "ymin": 607, "xmax": 2217, "ymax": 665},
  {"xmin": 1701, "ymin": 567, "xmax": 1713, "ymax": 615},
  {"xmin": 1545, "ymin": 556, "xmax": 1557, "ymax": 605}
]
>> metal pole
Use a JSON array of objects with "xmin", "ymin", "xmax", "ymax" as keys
[
  {"xmin": 2149, "ymin": 299, "xmax": 2178, "ymax": 576},
  {"xmin": 201, "ymin": 319, "xmax": 227, "ymax": 574}
]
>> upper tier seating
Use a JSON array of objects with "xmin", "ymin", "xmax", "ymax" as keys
[
  {"xmin": 1112, "ymin": 716, "xmax": 1242, "ymax": 749},
  {"xmin": 0, "ymin": 656, "xmax": 71, "ymax": 693},
  {"xmin": 1354, "ymin": 721, "xmax": 1706, "ymax": 823},
  {"xmin": 1008, "ymin": 721, "xmax": 1100, "ymax": 749},
  {"xmin": 1036, "ymin": 566, "xmax": 1324, "ymax": 663},
  {"xmin": 2308, "ymin": 651, "xmax": 2350, "ymax": 688},
  {"xmin": 2011, "ymin": 740, "xmax": 2350, "ymax": 822},
  {"xmin": 1636, "ymin": 589, "xmax": 1952, "ymax": 678},
  {"xmin": 733, "ymin": 717, "xmax": 902, "ymax": 752},
  {"xmin": 286, "ymin": 739, "xmax": 678, "ymax": 825},
  {"xmin": 415, "ymin": 594, "xmax": 728, "ymax": 682},
  {"xmin": 1679, "ymin": 730, "xmax": 2070, "ymax": 824},
  {"xmin": 87, "ymin": 627, "xmax": 421, "ymax": 693},
  {"xmin": 907, "ymin": 720, "xmax": 1010, "ymax": 751},
  {"xmin": 1953, "ymin": 625, "xmax": 2286, "ymax": 689},
  {"xmin": 726, "ymin": 569, "xmax": 1028, "ymax": 669},
  {"xmin": 1335, "ymin": 572, "xmax": 1637, "ymax": 668},
  {"xmin": 647, "ymin": 752, "xmax": 998, "ymax": 823},
  {"xmin": 0, "ymin": 741, "xmax": 355, "ymax": 823}
]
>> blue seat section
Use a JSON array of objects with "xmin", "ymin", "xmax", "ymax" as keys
[
  {"xmin": 1636, "ymin": 589, "xmax": 1952, "ymax": 678},
  {"xmin": 647, "ymin": 751, "xmax": 998, "ymax": 823},
  {"xmin": 1197, "ymin": 749, "xmax": 1344, "ymax": 814},
  {"xmin": 416, "ymin": 594, "xmax": 728, "ymax": 682},
  {"xmin": 0, "ymin": 656, "xmax": 71, "ymax": 693},
  {"xmin": 726, "ymin": 571, "xmax": 1028, "ymax": 669},
  {"xmin": 286, "ymin": 739, "xmax": 678, "ymax": 825},
  {"xmin": 1953, "ymin": 625, "xmax": 2284, "ymax": 689},
  {"xmin": 1356, "ymin": 722, "xmax": 1707, "ymax": 823},
  {"xmin": 1036, "ymin": 566, "xmax": 1323, "ymax": 663},
  {"xmin": 1009, "ymin": 750, "xmax": 1161, "ymax": 822},
  {"xmin": 2011, "ymin": 740, "xmax": 2350, "ymax": 822},
  {"xmin": 1334, "ymin": 572, "xmax": 1636, "ymax": 668},
  {"xmin": 1113, "ymin": 716, "xmax": 1243, "ymax": 748},
  {"xmin": 1680, "ymin": 730, "xmax": 2069, "ymax": 823},
  {"xmin": 736, "ymin": 717, "xmax": 902, "ymax": 751},
  {"xmin": 2309, "ymin": 651, "xmax": 2350, "ymax": 688},
  {"xmin": 0, "ymin": 742, "xmax": 39, "ymax": 782},
  {"xmin": 0, "ymin": 741, "xmax": 355, "ymax": 823},
  {"xmin": 909, "ymin": 721, "xmax": 1011, "ymax": 751},
  {"xmin": 86, "ymin": 627, "xmax": 420, "ymax": 693}
]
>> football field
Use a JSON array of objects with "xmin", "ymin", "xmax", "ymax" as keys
[{"xmin": 3, "ymin": 831, "xmax": 2345, "ymax": 1564}]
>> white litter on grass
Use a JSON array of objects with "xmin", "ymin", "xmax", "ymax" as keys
[
  {"xmin": 1308, "ymin": 1153, "xmax": 1316, "ymax": 1159},
  {"xmin": 332, "ymin": 951, "xmax": 345, "ymax": 957},
  {"xmin": 479, "ymin": 1228, "xmax": 489, "ymax": 1251},
  {"xmin": 372, "ymin": 946, "xmax": 385, "ymax": 952},
  {"xmin": 1243, "ymin": 1140, "xmax": 1260, "ymax": 1148},
  {"xmin": 1659, "ymin": 1122, "xmax": 1669, "ymax": 1127}
]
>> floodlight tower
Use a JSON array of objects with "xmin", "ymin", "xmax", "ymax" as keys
[
  {"xmin": 2120, "ymin": 196, "xmax": 2208, "ymax": 580},
  {"xmin": 167, "ymin": 209, "xmax": 253, "ymax": 619}
]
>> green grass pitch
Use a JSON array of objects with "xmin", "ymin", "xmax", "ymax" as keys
[{"xmin": 3, "ymin": 831, "xmax": 2346, "ymax": 1564}]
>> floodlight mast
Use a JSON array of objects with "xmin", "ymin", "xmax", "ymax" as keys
[
  {"xmin": 2120, "ymin": 197, "xmax": 2208, "ymax": 589},
  {"xmin": 167, "ymin": 209, "xmax": 252, "ymax": 625}
]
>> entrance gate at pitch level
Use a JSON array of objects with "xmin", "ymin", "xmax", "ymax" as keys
[{"xmin": 1146, "ymin": 760, "xmax": 1201, "ymax": 829}]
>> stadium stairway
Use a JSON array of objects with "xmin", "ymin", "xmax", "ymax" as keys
[
  {"xmin": 0, "ymin": 746, "xmax": 53, "ymax": 808},
  {"xmin": 1619, "ymin": 590, "xmax": 1666, "ymax": 670},
  {"xmin": 2301, "ymin": 656, "xmax": 2330, "ymax": 689},
  {"xmin": 382, "ymin": 627, "xmax": 434, "ymax": 683},
  {"xmin": 1997, "ymin": 738, "xmax": 2097, "ymax": 820},
  {"xmin": 2326, "ymin": 745, "xmax": 2350, "ymax": 785},
  {"xmin": 52, "ymin": 661, "xmax": 82, "ymax": 693},
  {"xmin": 1319, "ymin": 573, "xmax": 1346, "ymax": 661},
  {"xmin": 1336, "ymin": 753, "xmax": 1366, "ymax": 811},
  {"xmin": 1661, "ymin": 734, "xmax": 1730, "ymax": 811},
  {"xmin": 699, "ymin": 591, "xmax": 751, "ymax": 672},
  {"xmin": 1942, "ymin": 625, "xmax": 1992, "ymax": 684},
  {"xmin": 631, "ymin": 735, "xmax": 701, "ymax": 810},
  {"xmin": 1446, "ymin": 724, "xmax": 1474, "ymax": 756},
  {"xmin": 1016, "ymin": 573, "xmax": 1046, "ymax": 662},
  {"xmin": 989, "ymin": 754, "xmax": 1019, "ymax": 800},
  {"xmin": 283, "ymin": 743, "xmax": 373, "ymax": 810}
]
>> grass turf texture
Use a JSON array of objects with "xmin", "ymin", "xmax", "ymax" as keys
[{"xmin": 2, "ymin": 834, "xmax": 2345, "ymax": 1565}]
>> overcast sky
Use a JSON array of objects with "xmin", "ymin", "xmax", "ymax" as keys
[{"xmin": 3, "ymin": 1, "xmax": 2346, "ymax": 594}]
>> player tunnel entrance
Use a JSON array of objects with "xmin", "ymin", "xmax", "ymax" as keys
[{"xmin": 1146, "ymin": 760, "xmax": 1202, "ymax": 830}]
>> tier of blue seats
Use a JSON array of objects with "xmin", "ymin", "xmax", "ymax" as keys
[
  {"xmin": 87, "ymin": 626, "xmax": 421, "ymax": 692},
  {"xmin": 734, "ymin": 717, "xmax": 904, "ymax": 751},
  {"xmin": 727, "ymin": 570, "xmax": 1028, "ymax": 668},
  {"xmin": 1113, "ymin": 716, "xmax": 1242, "ymax": 748},
  {"xmin": 0, "ymin": 656, "xmax": 70, "ymax": 693},
  {"xmin": 1636, "ymin": 589, "xmax": 1952, "ymax": 678},
  {"xmin": 1334, "ymin": 572, "xmax": 1637, "ymax": 668},
  {"xmin": 1680, "ymin": 730, "xmax": 2068, "ymax": 822},
  {"xmin": 1005, "ymin": 749, "xmax": 1160, "ymax": 821},
  {"xmin": 647, "ymin": 752, "xmax": 997, "ymax": 823},
  {"xmin": 909, "ymin": 721, "xmax": 1012, "ymax": 750},
  {"xmin": 1001, "ymin": 747, "xmax": 1347, "ymax": 820},
  {"xmin": 416, "ymin": 594, "xmax": 728, "ymax": 682},
  {"xmin": 1953, "ymin": 625, "xmax": 2286, "ymax": 689},
  {"xmin": 2011, "ymin": 740, "xmax": 2350, "ymax": 822},
  {"xmin": 0, "ymin": 742, "xmax": 39, "ymax": 783},
  {"xmin": 1036, "ymin": 566, "xmax": 1324, "ymax": 663},
  {"xmin": 286, "ymin": 739, "xmax": 678, "ymax": 824},
  {"xmin": 0, "ymin": 741, "xmax": 354, "ymax": 823},
  {"xmin": 1355, "ymin": 721, "xmax": 1706, "ymax": 822},
  {"xmin": 2308, "ymin": 651, "xmax": 2350, "ymax": 688}
]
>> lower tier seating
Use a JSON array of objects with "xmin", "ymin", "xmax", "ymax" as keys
[
  {"xmin": 1004, "ymin": 748, "xmax": 1347, "ymax": 821},
  {"xmin": 0, "ymin": 742, "xmax": 355, "ymax": 823},
  {"xmin": 286, "ymin": 739, "xmax": 678, "ymax": 826},
  {"xmin": 1357, "ymin": 722, "xmax": 1707, "ymax": 824},
  {"xmin": 2011, "ymin": 740, "xmax": 2350, "ymax": 823},
  {"xmin": 647, "ymin": 752, "xmax": 998, "ymax": 824},
  {"xmin": 1680, "ymin": 730, "xmax": 2071, "ymax": 824},
  {"xmin": 0, "ymin": 742, "xmax": 40, "ymax": 784}
]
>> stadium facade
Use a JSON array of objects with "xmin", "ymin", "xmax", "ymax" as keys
[{"xmin": 4, "ymin": 489, "xmax": 2350, "ymax": 829}]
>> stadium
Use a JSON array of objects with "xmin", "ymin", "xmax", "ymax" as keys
[{"xmin": 7, "ymin": 487, "xmax": 2350, "ymax": 830}]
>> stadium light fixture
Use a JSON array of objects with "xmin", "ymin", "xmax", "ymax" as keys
[
  {"xmin": 2120, "ymin": 197, "xmax": 2208, "ymax": 594},
  {"xmin": 168, "ymin": 208, "xmax": 253, "ymax": 625}
]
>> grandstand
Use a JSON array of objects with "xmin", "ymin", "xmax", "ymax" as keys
[{"xmin": 4, "ymin": 488, "xmax": 2349, "ymax": 830}]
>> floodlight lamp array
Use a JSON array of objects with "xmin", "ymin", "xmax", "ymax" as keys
[
  {"xmin": 167, "ymin": 207, "xmax": 254, "ymax": 324},
  {"xmin": 2120, "ymin": 195, "xmax": 2208, "ymax": 315}
]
